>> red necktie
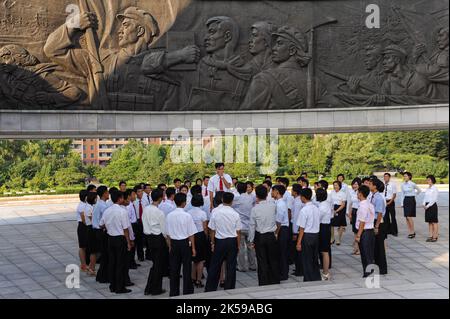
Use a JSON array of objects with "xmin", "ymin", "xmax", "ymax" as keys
[
  {"xmin": 204, "ymin": 187, "xmax": 208, "ymax": 196},
  {"xmin": 219, "ymin": 178, "xmax": 223, "ymax": 191},
  {"xmin": 139, "ymin": 200, "xmax": 143, "ymax": 219}
]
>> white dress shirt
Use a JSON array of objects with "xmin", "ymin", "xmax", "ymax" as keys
[
  {"xmin": 188, "ymin": 207, "xmax": 208, "ymax": 233},
  {"xmin": 100, "ymin": 204, "xmax": 130, "ymax": 236},
  {"xmin": 296, "ymin": 202, "xmax": 320, "ymax": 234},
  {"xmin": 319, "ymin": 201, "xmax": 333, "ymax": 225},
  {"xmin": 423, "ymin": 185, "xmax": 439, "ymax": 209},
  {"xmin": 356, "ymin": 200, "xmax": 375, "ymax": 230},
  {"xmin": 142, "ymin": 192, "xmax": 152, "ymax": 207},
  {"xmin": 291, "ymin": 197, "xmax": 304, "ymax": 234},
  {"xmin": 275, "ymin": 199, "xmax": 289, "ymax": 226},
  {"xmin": 384, "ymin": 182, "xmax": 397, "ymax": 200},
  {"xmin": 208, "ymin": 205, "xmax": 242, "ymax": 239},
  {"xmin": 127, "ymin": 202, "xmax": 138, "ymax": 224},
  {"xmin": 83, "ymin": 204, "xmax": 94, "ymax": 226},
  {"xmin": 207, "ymin": 174, "xmax": 232, "ymax": 194},
  {"xmin": 349, "ymin": 188, "xmax": 360, "ymax": 209},
  {"xmin": 401, "ymin": 181, "xmax": 422, "ymax": 203},
  {"xmin": 92, "ymin": 199, "xmax": 108, "ymax": 229},
  {"xmin": 248, "ymin": 200, "xmax": 277, "ymax": 242},
  {"xmin": 330, "ymin": 190, "xmax": 347, "ymax": 206},
  {"xmin": 232, "ymin": 193, "xmax": 255, "ymax": 231},
  {"xmin": 142, "ymin": 204, "xmax": 166, "ymax": 236},
  {"xmin": 165, "ymin": 208, "xmax": 197, "ymax": 240},
  {"xmin": 76, "ymin": 201, "xmax": 86, "ymax": 222},
  {"xmin": 283, "ymin": 191, "xmax": 294, "ymax": 211},
  {"xmin": 159, "ymin": 199, "xmax": 177, "ymax": 216},
  {"xmin": 120, "ymin": 205, "xmax": 134, "ymax": 240}
]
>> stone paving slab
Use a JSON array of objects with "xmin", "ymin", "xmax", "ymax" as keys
[{"xmin": 0, "ymin": 203, "xmax": 448, "ymax": 299}]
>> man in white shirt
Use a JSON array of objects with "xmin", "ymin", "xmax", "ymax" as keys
[
  {"xmin": 165, "ymin": 193, "xmax": 197, "ymax": 297},
  {"xmin": 205, "ymin": 192, "xmax": 242, "ymax": 292},
  {"xmin": 208, "ymin": 163, "xmax": 233, "ymax": 211},
  {"xmin": 295, "ymin": 188, "xmax": 321, "ymax": 282},
  {"xmin": 142, "ymin": 189, "xmax": 167, "ymax": 296},
  {"xmin": 232, "ymin": 182, "xmax": 257, "ymax": 272},
  {"xmin": 159, "ymin": 187, "xmax": 177, "ymax": 216},
  {"xmin": 201, "ymin": 176, "xmax": 211, "ymax": 214},
  {"xmin": 121, "ymin": 191, "xmax": 136, "ymax": 287},
  {"xmin": 383, "ymin": 173, "xmax": 398, "ymax": 236},
  {"xmin": 99, "ymin": 191, "xmax": 132, "ymax": 294},
  {"xmin": 132, "ymin": 185, "xmax": 146, "ymax": 262},
  {"xmin": 142, "ymin": 183, "xmax": 152, "ymax": 207},
  {"xmin": 248, "ymin": 185, "xmax": 280, "ymax": 286},
  {"xmin": 290, "ymin": 184, "xmax": 304, "ymax": 276},
  {"xmin": 354, "ymin": 185, "xmax": 376, "ymax": 277},
  {"xmin": 272, "ymin": 184, "xmax": 290, "ymax": 281}
]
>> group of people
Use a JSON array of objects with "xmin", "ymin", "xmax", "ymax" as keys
[{"xmin": 76, "ymin": 163, "xmax": 440, "ymax": 296}]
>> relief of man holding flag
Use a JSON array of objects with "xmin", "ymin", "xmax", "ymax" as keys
[{"xmin": 44, "ymin": 0, "xmax": 200, "ymax": 110}]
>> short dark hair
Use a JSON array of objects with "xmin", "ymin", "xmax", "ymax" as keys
[
  {"xmin": 157, "ymin": 183, "xmax": 166, "ymax": 190},
  {"xmin": 109, "ymin": 186, "xmax": 118, "ymax": 193},
  {"xmin": 174, "ymin": 193, "xmax": 187, "ymax": 207},
  {"xmin": 86, "ymin": 192, "xmax": 97, "ymax": 205},
  {"xmin": 291, "ymin": 183, "xmax": 302, "ymax": 196},
  {"xmin": 119, "ymin": 181, "xmax": 126, "ymax": 187},
  {"xmin": 166, "ymin": 187, "xmax": 176, "ymax": 199},
  {"xmin": 232, "ymin": 177, "xmax": 238, "ymax": 181},
  {"xmin": 246, "ymin": 181, "xmax": 254, "ymax": 188},
  {"xmin": 190, "ymin": 185, "xmax": 202, "ymax": 196},
  {"xmin": 279, "ymin": 177, "xmax": 290, "ymax": 187},
  {"xmin": 184, "ymin": 180, "xmax": 191, "ymax": 184},
  {"xmin": 144, "ymin": 183, "xmax": 151, "ymax": 189},
  {"xmin": 97, "ymin": 186, "xmax": 108, "ymax": 198},
  {"xmin": 215, "ymin": 163, "xmax": 225, "ymax": 169},
  {"xmin": 191, "ymin": 194, "xmax": 204, "ymax": 207},
  {"xmin": 333, "ymin": 180, "xmax": 342, "ymax": 190},
  {"xmin": 337, "ymin": 174, "xmax": 345, "ymax": 180},
  {"xmin": 255, "ymin": 185, "xmax": 268, "ymax": 200},
  {"xmin": 124, "ymin": 189, "xmax": 133, "ymax": 200},
  {"xmin": 272, "ymin": 184, "xmax": 286, "ymax": 196},
  {"xmin": 358, "ymin": 185, "xmax": 370, "ymax": 198},
  {"xmin": 316, "ymin": 188, "xmax": 328, "ymax": 202},
  {"xmin": 263, "ymin": 180, "xmax": 272, "ymax": 188},
  {"xmin": 236, "ymin": 182, "xmax": 247, "ymax": 194},
  {"xmin": 151, "ymin": 188, "xmax": 164, "ymax": 202},
  {"xmin": 195, "ymin": 178, "xmax": 203, "ymax": 184},
  {"xmin": 300, "ymin": 188, "xmax": 313, "ymax": 200},
  {"xmin": 301, "ymin": 172, "xmax": 308, "ymax": 177},
  {"xmin": 403, "ymin": 171, "xmax": 412, "ymax": 179},
  {"xmin": 79, "ymin": 189, "xmax": 88, "ymax": 202},
  {"xmin": 111, "ymin": 190, "xmax": 124, "ymax": 203},
  {"xmin": 351, "ymin": 178, "xmax": 362, "ymax": 187},
  {"xmin": 384, "ymin": 172, "xmax": 391, "ymax": 177},
  {"xmin": 213, "ymin": 191, "xmax": 224, "ymax": 207},
  {"xmin": 174, "ymin": 178, "xmax": 182, "ymax": 184},
  {"xmin": 318, "ymin": 180, "xmax": 329, "ymax": 190},
  {"xmin": 375, "ymin": 179, "xmax": 385, "ymax": 193},
  {"xmin": 86, "ymin": 184, "xmax": 97, "ymax": 192},
  {"xmin": 203, "ymin": 176, "xmax": 210, "ymax": 180},
  {"xmin": 264, "ymin": 175, "xmax": 272, "ymax": 180},
  {"xmin": 222, "ymin": 192, "xmax": 234, "ymax": 204},
  {"xmin": 134, "ymin": 184, "xmax": 143, "ymax": 192},
  {"xmin": 427, "ymin": 175, "xmax": 437, "ymax": 184},
  {"xmin": 180, "ymin": 184, "xmax": 189, "ymax": 192},
  {"xmin": 361, "ymin": 177, "xmax": 370, "ymax": 184}
]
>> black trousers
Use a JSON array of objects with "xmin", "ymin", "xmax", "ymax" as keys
[
  {"xmin": 288, "ymin": 222, "xmax": 296, "ymax": 265},
  {"xmin": 205, "ymin": 237, "xmax": 238, "ymax": 292},
  {"xmin": 96, "ymin": 231, "xmax": 109, "ymax": 283},
  {"xmin": 374, "ymin": 223, "xmax": 388, "ymax": 275},
  {"xmin": 358, "ymin": 229, "xmax": 375, "ymax": 277},
  {"xmin": 301, "ymin": 233, "xmax": 321, "ymax": 282},
  {"xmin": 278, "ymin": 226, "xmax": 290, "ymax": 280},
  {"xmin": 145, "ymin": 234, "xmax": 168, "ymax": 294},
  {"xmin": 169, "ymin": 239, "xmax": 194, "ymax": 297},
  {"xmin": 384, "ymin": 201, "xmax": 398, "ymax": 236},
  {"xmin": 132, "ymin": 221, "xmax": 145, "ymax": 260},
  {"xmin": 254, "ymin": 232, "xmax": 280, "ymax": 286},
  {"xmin": 108, "ymin": 235, "xmax": 128, "ymax": 292}
]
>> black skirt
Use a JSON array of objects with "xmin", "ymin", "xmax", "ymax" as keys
[
  {"xmin": 319, "ymin": 223, "xmax": 331, "ymax": 252},
  {"xmin": 403, "ymin": 196, "xmax": 416, "ymax": 217},
  {"xmin": 87, "ymin": 227, "xmax": 100, "ymax": 253},
  {"xmin": 425, "ymin": 203, "xmax": 439, "ymax": 223},
  {"xmin": 192, "ymin": 231, "xmax": 208, "ymax": 262},
  {"xmin": 351, "ymin": 208, "xmax": 358, "ymax": 234},
  {"xmin": 77, "ymin": 222, "xmax": 88, "ymax": 249},
  {"xmin": 331, "ymin": 204, "xmax": 347, "ymax": 227}
]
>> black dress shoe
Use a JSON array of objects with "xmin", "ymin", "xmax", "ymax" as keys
[
  {"xmin": 144, "ymin": 291, "xmax": 151, "ymax": 296},
  {"xmin": 151, "ymin": 289, "xmax": 167, "ymax": 296},
  {"xmin": 126, "ymin": 282, "xmax": 135, "ymax": 287},
  {"xmin": 116, "ymin": 289, "xmax": 132, "ymax": 294}
]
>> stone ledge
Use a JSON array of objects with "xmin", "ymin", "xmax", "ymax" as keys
[{"xmin": 0, "ymin": 104, "xmax": 448, "ymax": 138}]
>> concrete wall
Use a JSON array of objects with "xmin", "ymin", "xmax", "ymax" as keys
[{"xmin": 0, "ymin": 104, "xmax": 448, "ymax": 138}]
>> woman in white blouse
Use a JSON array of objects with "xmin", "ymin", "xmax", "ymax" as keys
[
  {"xmin": 330, "ymin": 181, "xmax": 347, "ymax": 245},
  {"xmin": 401, "ymin": 172, "xmax": 422, "ymax": 239},
  {"xmin": 348, "ymin": 178, "xmax": 362, "ymax": 255},
  {"xmin": 423, "ymin": 175, "xmax": 439, "ymax": 242}
]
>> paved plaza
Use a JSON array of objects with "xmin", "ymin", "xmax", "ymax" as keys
[{"xmin": 0, "ymin": 193, "xmax": 448, "ymax": 299}]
